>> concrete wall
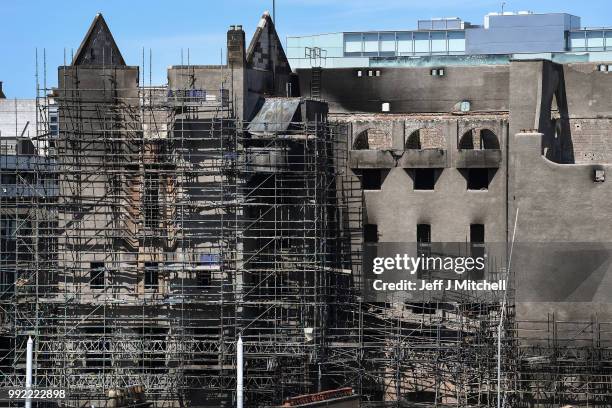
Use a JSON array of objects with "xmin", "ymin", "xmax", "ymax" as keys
[
  {"xmin": 569, "ymin": 118, "xmax": 612, "ymax": 163},
  {"xmin": 298, "ymin": 66, "xmax": 510, "ymax": 114},
  {"xmin": 342, "ymin": 114, "xmax": 508, "ymax": 244},
  {"xmin": 512, "ymin": 131, "xmax": 612, "ymax": 326}
]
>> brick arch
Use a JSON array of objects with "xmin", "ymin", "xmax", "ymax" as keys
[
  {"xmin": 405, "ymin": 128, "xmax": 444, "ymax": 149},
  {"xmin": 459, "ymin": 128, "xmax": 499, "ymax": 150},
  {"xmin": 352, "ymin": 127, "xmax": 392, "ymax": 150},
  {"xmin": 353, "ymin": 130, "xmax": 369, "ymax": 150}
]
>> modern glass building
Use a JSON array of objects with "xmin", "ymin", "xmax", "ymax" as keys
[{"xmin": 287, "ymin": 11, "xmax": 612, "ymax": 69}]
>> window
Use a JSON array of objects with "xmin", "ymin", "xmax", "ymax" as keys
[
  {"xmin": 380, "ymin": 33, "xmax": 396, "ymax": 56},
  {"xmin": 467, "ymin": 169, "xmax": 490, "ymax": 190},
  {"xmin": 587, "ymin": 31, "xmax": 604, "ymax": 50},
  {"xmin": 430, "ymin": 32, "xmax": 446, "ymax": 53},
  {"xmin": 0, "ymin": 216, "xmax": 16, "ymax": 238},
  {"xmin": 470, "ymin": 224, "xmax": 485, "ymax": 279},
  {"xmin": 448, "ymin": 31, "xmax": 465, "ymax": 53},
  {"xmin": 413, "ymin": 169, "xmax": 437, "ymax": 190},
  {"xmin": 397, "ymin": 32, "xmax": 413, "ymax": 55},
  {"xmin": 569, "ymin": 31, "xmax": 586, "ymax": 50},
  {"xmin": 414, "ymin": 32, "xmax": 429, "ymax": 54},
  {"xmin": 364, "ymin": 224, "xmax": 378, "ymax": 243},
  {"xmin": 144, "ymin": 173, "xmax": 160, "ymax": 229},
  {"xmin": 90, "ymin": 262, "xmax": 105, "ymax": 289},
  {"xmin": 144, "ymin": 262, "xmax": 159, "ymax": 289},
  {"xmin": 361, "ymin": 170, "xmax": 382, "ymax": 190},
  {"xmin": 417, "ymin": 224, "xmax": 431, "ymax": 277},
  {"xmin": 431, "ymin": 68, "xmax": 445, "ymax": 76},
  {"xmin": 470, "ymin": 224, "xmax": 484, "ymax": 243},
  {"xmin": 200, "ymin": 271, "xmax": 211, "ymax": 287},
  {"xmin": 363, "ymin": 33, "xmax": 379, "ymax": 56},
  {"xmin": 1, "ymin": 174, "xmax": 16, "ymax": 185},
  {"xmin": 417, "ymin": 224, "xmax": 431, "ymax": 244},
  {"xmin": 344, "ymin": 33, "xmax": 363, "ymax": 55}
]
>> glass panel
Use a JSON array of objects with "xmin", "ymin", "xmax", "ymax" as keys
[
  {"xmin": 430, "ymin": 31, "xmax": 446, "ymax": 53},
  {"xmin": 448, "ymin": 31, "xmax": 466, "ymax": 52},
  {"xmin": 604, "ymin": 31, "xmax": 612, "ymax": 50},
  {"xmin": 569, "ymin": 31, "xmax": 586, "ymax": 49},
  {"xmin": 414, "ymin": 32, "xmax": 429, "ymax": 53},
  {"xmin": 363, "ymin": 33, "xmax": 379, "ymax": 53},
  {"xmin": 344, "ymin": 33, "xmax": 362, "ymax": 54},
  {"xmin": 397, "ymin": 32, "xmax": 413, "ymax": 55},
  {"xmin": 587, "ymin": 31, "xmax": 604, "ymax": 49},
  {"xmin": 380, "ymin": 33, "xmax": 396, "ymax": 53}
]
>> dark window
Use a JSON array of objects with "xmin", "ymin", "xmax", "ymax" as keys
[
  {"xmin": 467, "ymin": 169, "xmax": 489, "ymax": 190},
  {"xmin": 198, "ymin": 254, "xmax": 219, "ymax": 287},
  {"xmin": 1, "ymin": 174, "xmax": 16, "ymax": 185},
  {"xmin": 417, "ymin": 224, "xmax": 431, "ymax": 243},
  {"xmin": 470, "ymin": 224, "xmax": 485, "ymax": 243},
  {"xmin": 18, "ymin": 140, "xmax": 35, "ymax": 155},
  {"xmin": 144, "ymin": 262, "xmax": 159, "ymax": 289},
  {"xmin": 414, "ymin": 169, "xmax": 436, "ymax": 190},
  {"xmin": 470, "ymin": 224, "xmax": 485, "ymax": 279},
  {"xmin": 90, "ymin": 262, "xmax": 105, "ymax": 289},
  {"xmin": 417, "ymin": 224, "xmax": 431, "ymax": 277},
  {"xmin": 200, "ymin": 271, "xmax": 211, "ymax": 287},
  {"xmin": 361, "ymin": 170, "xmax": 382, "ymax": 190},
  {"xmin": 364, "ymin": 224, "xmax": 378, "ymax": 243},
  {"xmin": 144, "ymin": 173, "xmax": 160, "ymax": 228},
  {"xmin": 0, "ymin": 217, "xmax": 16, "ymax": 238}
]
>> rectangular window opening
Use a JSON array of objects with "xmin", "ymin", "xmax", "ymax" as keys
[
  {"xmin": 361, "ymin": 169, "xmax": 382, "ymax": 190},
  {"xmin": 470, "ymin": 224, "xmax": 485, "ymax": 243},
  {"xmin": 417, "ymin": 224, "xmax": 431, "ymax": 277},
  {"xmin": 144, "ymin": 173, "xmax": 160, "ymax": 229},
  {"xmin": 417, "ymin": 224, "xmax": 431, "ymax": 243},
  {"xmin": 90, "ymin": 262, "xmax": 105, "ymax": 289},
  {"xmin": 144, "ymin": 262, "xmax": 159, "ymax": 290},
  {"xmin": 414, "ymin": 169, "xmax": 436, "ymax": 190},
  {"xmin": 470, "ymin": 224, "xmax": 485, "ymax": 279},
  {"xmin": 364, "ymin": 224, "xmax": 378, "ymax": 243},
  {"xmin": 467, "ymin": 168, "xmax": 490, "ymax": 190}
]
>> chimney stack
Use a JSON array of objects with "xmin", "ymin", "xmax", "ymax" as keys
[{"xmin": 227, "ymin": 25, "xmax": 246, "ymax": 67}]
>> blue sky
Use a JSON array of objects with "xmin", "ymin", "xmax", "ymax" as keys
[{"xmin": 1, "ymin": 0, "xmax": 611, "ymax": 98}]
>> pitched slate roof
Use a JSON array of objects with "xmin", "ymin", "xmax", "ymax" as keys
[{"xmin": 73, "ymin": 14, "xmax": 126, "ymax": 66}]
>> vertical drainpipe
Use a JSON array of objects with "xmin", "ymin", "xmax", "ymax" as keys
[
  {"xmin": 237, "ymin": 336, "xmax": 244, "ymax": 408},
  {"xmin": 25, "ymin": 336, "xmax": 33, "ymax": 408}
]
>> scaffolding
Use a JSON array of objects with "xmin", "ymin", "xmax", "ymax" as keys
[
  {"xmin": 0, "ymin": 55, "xmax": 357, "ymax": 408},
  {"xmin": 0, "ymin": 52, "xmax": 610, "ymax": 408}
]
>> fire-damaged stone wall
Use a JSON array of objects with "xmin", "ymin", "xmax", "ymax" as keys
[{"xmin": 569, "ymin": 118, "xmax": 612, "ymax": 163}]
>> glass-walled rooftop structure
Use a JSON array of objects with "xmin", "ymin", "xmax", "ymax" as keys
[
  {"xmin": 287, "ymin": 12, "xmax": 612, "ymax": 69},
  {"xmin": 342, "ymin": 30, "xmax": 466, "ymax": 58},
  {"xmin": 569, "ymin": 29, "xmax": 612, "ymax": 52}
]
